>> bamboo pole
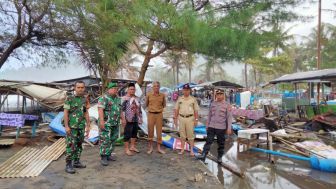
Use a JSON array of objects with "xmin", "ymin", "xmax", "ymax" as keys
[
  {"xmin": 206, "ymin": 153, "xmax": 244, "ymax": 178},
  {"xmin": 294, "ymin": 83, "xmax": 298, "ymax": 116},
  {"xmin": 273, "ymin": 136, "xmax": 327, "ymax": 159},
  {"xmin": 194, "ymin": 146, "xmax": 244, "ymax": 178},
  {"xmin": 282, "ymin": 146, "xmax": 309, "ymax": 157},
  {"xmin": 271, "ymin": 133, "xmax": 315, "ymax": 140}
]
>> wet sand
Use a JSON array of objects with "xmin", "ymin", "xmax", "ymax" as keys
[{"xmin": 0, "ymin": 140, "xmax": 222, "ymax": 189}]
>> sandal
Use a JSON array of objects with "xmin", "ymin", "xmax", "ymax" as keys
[{"xmin": 178, "ymin": 151, "xmax": 184, "ymax": 155}]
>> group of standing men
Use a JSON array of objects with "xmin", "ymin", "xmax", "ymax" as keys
[{"xmin": 63, "ymin": 81, "xmax": 232, "ymax": 174}]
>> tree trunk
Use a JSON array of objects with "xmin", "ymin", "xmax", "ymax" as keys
[
  {"xmin": 0, "ymin": 36, "xmax": 30, "ymax": 69},
  {"xmin": 258, "ymin": 70, "xmax": 262, "ymax": 86},
  {"xmin": 137, "ymin": 40, "xmax": 155, "ymax": 87},
  {"xmin": 244, "ymin": 63, "xmax": 248, "ymax": 89},
  {"xmin": 99, "ymin": 66, "xmax": 109, "ymax": 94},
  {"xmin": 176, "ymin": 60, "xmax": 179, "ymax": 85},
  {"xmin": 172, "ymin": 66, "xmax": 176, "ymax": 86},
  {"xmin": 253, "ymin": 66, "xmax": 257, "ymax": 88},
  {"xmin": 206, "ymin": 66, "xmax": 211, "ymax": 81},
  {"xmin": 189, "ymin": 65, "xmax": 191, "ymax": 83}
]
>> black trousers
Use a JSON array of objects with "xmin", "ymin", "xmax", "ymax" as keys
[
  {"xmin": 202, "ymin": 127, "xmax": 226, "ymax": 157},
  {"xmin": 124, "ymin": 122, "xmax": 138, "ymax": 141}
]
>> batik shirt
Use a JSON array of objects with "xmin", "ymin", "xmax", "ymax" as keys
[{"xmin": 122, "ymin": 95, "xmax": 142, "ymax": 123}]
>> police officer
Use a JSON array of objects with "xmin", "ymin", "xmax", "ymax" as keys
[
  {"xmin": 174, "ymin": 84, "xmax": 199, "ymax": 156},
  {"xmin": 98, "ymin": 82, "xmax": 121, "ymax": 166},
  {"xmin": 63, "ymin": 81, "xmax": 91, "ymax": 174},
  {"xmin": 195, "ymin": 89, "xmax": 232, "ymax": 163}
]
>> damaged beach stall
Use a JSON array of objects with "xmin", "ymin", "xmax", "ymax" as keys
[
  {"xmin": 245, "ymin": 69, "xmax": 336, "ymax": 173},
  {"xmin": 269, "ymin": 68, "xmax": 336, "ymax": 130},
  {"xmin": 0, "ymin": 80, "xmax": 68, "ymax": 178},
  {"xmin": 0, "ymin": 80, "xmax": 67, "ymax": 138}
]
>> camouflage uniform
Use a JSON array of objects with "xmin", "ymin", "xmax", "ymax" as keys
[
  {"xmin": 98, "ymin": 94, "xmax": 121, "ymax": 156},
  {"xmin": 63, "ymin": 93, "xmax": 89, "ymax": 162}
]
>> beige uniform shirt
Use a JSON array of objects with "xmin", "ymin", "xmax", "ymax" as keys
[
  {"xmin": 175, "ymin": 95, "xmax": 199, "ymax": 116},
  {"xmin": 145, "ymin": 92, "xmax": 166, "ymax": 113}
]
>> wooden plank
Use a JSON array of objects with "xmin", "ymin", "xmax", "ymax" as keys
[
  {"xmin": 0, "ymin": 139, "xmax": 15, "ymax": 146},
  {"xmin": 273, "ymin": 136, "xmax": 327, "ymax": 159}
]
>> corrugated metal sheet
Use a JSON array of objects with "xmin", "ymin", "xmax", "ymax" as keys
[
  {"xmin": 195, "ymin": 80, "xmax": 243, "ymax": 88},
  {"xmin": 270, "ymin": 69, "xmax": 336, "ymax": 84},
  {"xmin": 0, "ymin": 138, "xmax": 65, "ymax": 178}
]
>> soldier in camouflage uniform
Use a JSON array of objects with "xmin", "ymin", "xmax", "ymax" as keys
[
  {"xmin": 63, "ymin": 81, "xmax": 90, "ymax": 174},
  {"xmin": 98, "ymin": 82, "xmax": 121, "ymax": 166}
]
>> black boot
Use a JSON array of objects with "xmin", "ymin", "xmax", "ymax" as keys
[
  {"xmin": 65, "ymin": 160, "xmax": 76, "ymax": 174},
  {"xmin": 217, "ymin": 152, "xmax": 224, "ymax": 164},
  {"xmin": 107, "ymin": 154, "xmax": 117, "ymax": 161},
  {"xmin": 195, "ymin": 151, "xmax": 208, "ymax": 162},
  {"xmin": 101, "ymin": 155, "xmax": 108, "ymax": 166},
  {"xmin": 74, "ymin": 159, "xmax": 86, "ymax": 168}
]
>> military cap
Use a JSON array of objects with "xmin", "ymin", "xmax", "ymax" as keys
[{"xmin": 107, "ymin": 82, "xmax": 118, "ymax": 89}]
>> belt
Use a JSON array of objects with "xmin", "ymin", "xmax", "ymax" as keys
[
  {"xmin": 179, "ymin": 114, "xmax": 193, "ymax": 118},
  {"xmin": 149, "ymin": 111, "xmax": 162, "ymax": 114}
]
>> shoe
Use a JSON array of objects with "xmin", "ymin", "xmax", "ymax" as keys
[
  {"xmin": 101, "ymin": 155, "xmax": 108, "ymax": 166},
  {"xmin": 73, "ymin": 160, "xmax": 86, "ymax": 168},
  {"xmin": 217, "ymin": 152, "xmax": 224, "ymax": 164},
  {"xmin": 195, "ymin": 151, "xmax": 207, "ymax": 162},
  {"xmin": 217, "ymin": 155, "xmax": 223, "ymax": 164},
  {"xmin": 65, "ymin": 160, "xmax": 76, "ymax": 174}
]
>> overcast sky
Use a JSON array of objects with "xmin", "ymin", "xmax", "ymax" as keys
[{"xmin": 0, "ymin": 1, "xmax": 335, "ymax": 83}]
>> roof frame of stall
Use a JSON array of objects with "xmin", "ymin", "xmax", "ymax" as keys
[
  {"xmin": 269, "ymin": 69, "xmax": 336, "ymax": 84},
  {"xmin": 268, "ymin": 69, "xmax": 336, "ymax": 114},
  {"xmin": 195, "ymin": 80, "xmax": 244, "ymax": 89},
  {"xmin": 0, "ymin": 80, "xmax": 67, "ymax": 112},
  {"xmin": 52, "ymin": 75, "xmax": 149, "ymax": 85}
]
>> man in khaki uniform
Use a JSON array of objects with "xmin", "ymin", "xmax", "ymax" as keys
[
  {"xmin": 174, "ymin": 83, "xmax": 199, "ymax": 156},
  {"xmin": 145, "ymin": 81, "xmax": 166, "ymax": 154}
]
